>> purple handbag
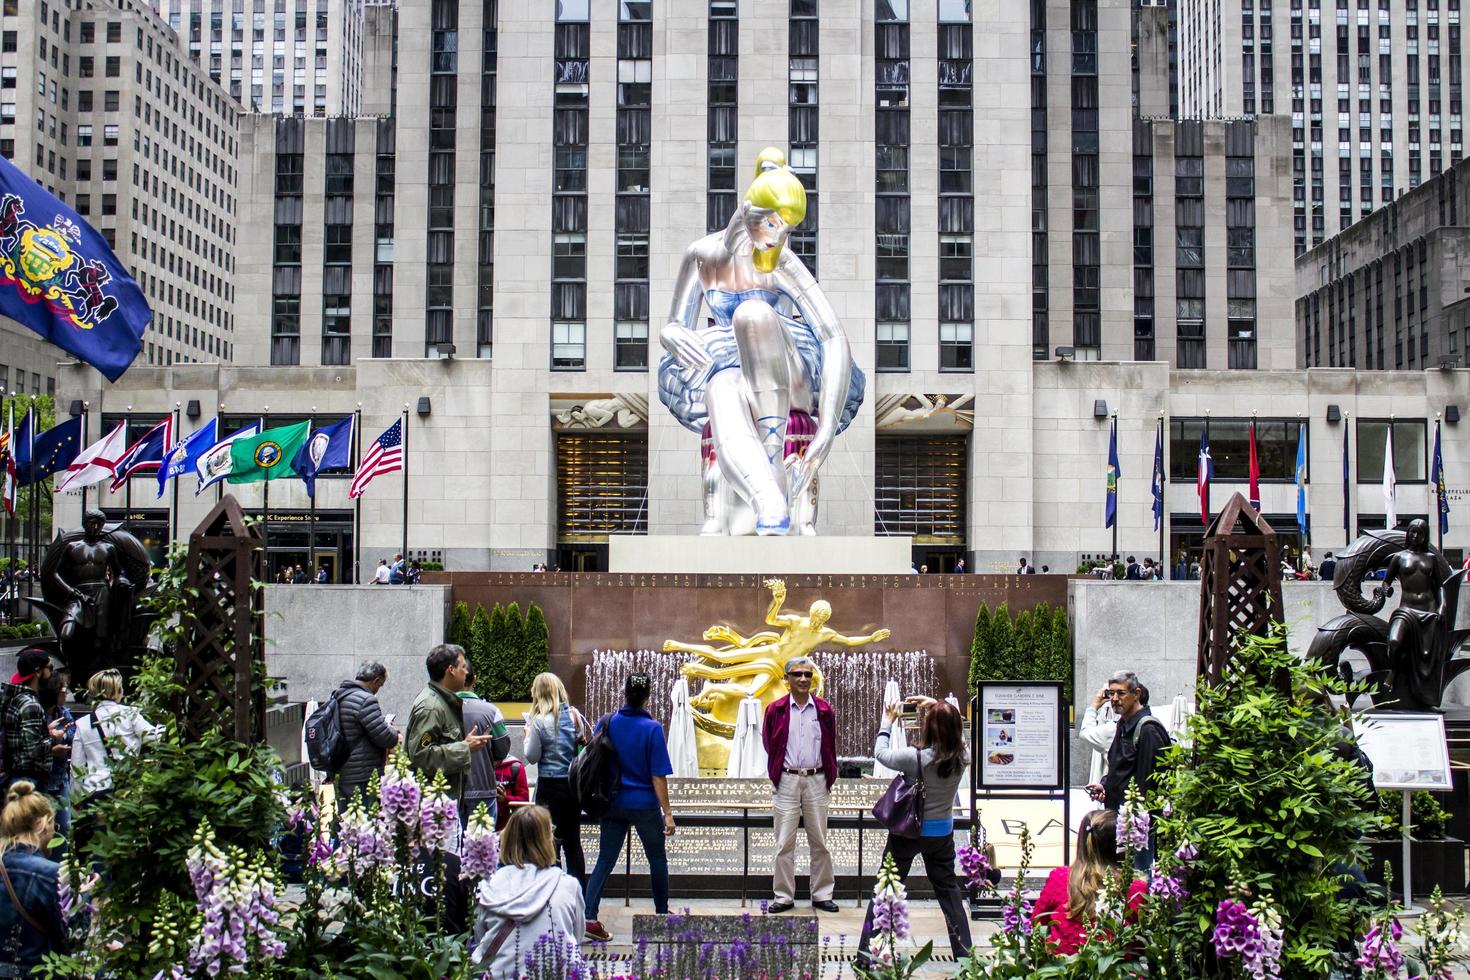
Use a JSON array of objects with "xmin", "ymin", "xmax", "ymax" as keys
[{"xmin": 872, "ymin": 762, "xmax": 926, "ymax": 839}]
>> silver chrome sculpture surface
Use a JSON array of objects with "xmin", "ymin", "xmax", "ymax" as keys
[{"xmin": 657, "ymin": 147, "xmax": 865, "ymax": 536}]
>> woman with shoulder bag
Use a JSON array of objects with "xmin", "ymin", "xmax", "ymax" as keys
[
  {"xmin": 522, "ymin": 672, "xmax": 589, "ymax": 885},
  {"xmin": 0, "ymin": 781, "xmax": 67, "ymax": 974},
  {"xmin": 858, "ymin": 697, "xmax": 972, "ymax": 963}
]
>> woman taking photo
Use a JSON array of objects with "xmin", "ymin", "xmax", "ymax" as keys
[
  {"xmin": 471, "ymin": 805, "xmax": 584, "ymax": 979},
  {"xmin": 857, "ymin": 696, "xmax": 972, "ymax": 962},
  {"xmin": 1031, "ymin": 809, "xmax": 1148, "ymax": 954},
  {"xmin": 0, "ymin": 781, "xmax": 66, "ymax": 973},
  {"xmin": 521, "ymin": 672, "xmax": 589, "ymax": 884}
]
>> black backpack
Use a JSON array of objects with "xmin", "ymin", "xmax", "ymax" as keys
[
  {"xmin": 569, "ymin": 713, "xmax": 620, "ymax": 818},
  {"xmin": 304, "ymin": 689, "xmax": 351, "ymax": 775}
]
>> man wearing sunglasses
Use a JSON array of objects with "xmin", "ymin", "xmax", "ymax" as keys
[
  {"xmin": 762, "ymin": 656, "xmax": 838, "ymax": 914},
  {"xmin": 1085, "ymin": 670, "xmax": 1171, "ymax": 868}
]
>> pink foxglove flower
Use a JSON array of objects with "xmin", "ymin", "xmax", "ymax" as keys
[
  {"xmin": 379, "ymin": 752, "xmax": 424, "ymax": 835},
  {"xmin": 418, "ymin": 770, "xmax": 459, "ymax": 852},
  {"xmin": 461, "ymin": 802, "xmax": 501, "ymax": 881}
]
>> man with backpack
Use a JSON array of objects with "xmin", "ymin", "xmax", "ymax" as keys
[
  {"xmin": 322, "ymin": 662, "xmax": 400, "ymax": 806},
  {"xmin": 457, "ymin": 666, "xmax": 511, "ymax": 827},
  {"xmin": 1085, "ymin": 669, "xmax": 1172, "ymax": 869},
  {"xmin": 0, "ymin": 649, "xmax": 68, "ymax": 796}
]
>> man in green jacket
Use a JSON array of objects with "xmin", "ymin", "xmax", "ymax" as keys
[{"xmin": 406, "ymin": 643, "xmax": 492, "ymax": 800}]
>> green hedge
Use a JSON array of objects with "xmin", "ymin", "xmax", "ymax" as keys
[
  {"xmin": 966, "ymin": 600, "xmax": 1072, "ymax": 703},
  {"xmin": 447, "ymin": 598, "xmax": 549, "ymax": 701},
  {"xmin": 0, "ymin": 622, "xmax": 47, "ymax": 641}
]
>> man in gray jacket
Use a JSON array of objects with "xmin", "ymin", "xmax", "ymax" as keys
[
  {"xmin": 457, "ymin": 665, "xmax": 511, "ymax": 827},
  {"xmin": 335, "ymin": 661, "xmax": 400, "ymax": 805}
]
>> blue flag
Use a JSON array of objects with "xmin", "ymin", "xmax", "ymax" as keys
[
  {"xmin": 1105, "ymin": 417, "xmax": 1120, "ymax": 529},
  {"xmin": 17, "ymin": 415, "xmax": 82, "ymax": 485},
  {"xmin": 293, "ymin": 416, "xmax": 355, "ymax": 497},
  {"xmin": 1295, "ymin": 432, "xmax": 1308, "ymax": 535},
  {"xmin": 0, "ymin": 156, "xmax": 150, "ymax": 380},
  {"xmin": 1151, "ymin": 421, "xmax": 1164, "ymax": 532},
  {"xmin": 158, "ymin": 418, "xmax": 217, "ymax": 498},
  {"xmin": 1433, "ymin": 419, "xmax": 1450, "ymax": 537},
  {"xmin": 195, "ymin": 421, "xmax": 260, "ymax": 495},
  {"xmin": 110, "ymin": 417, "xmax": 173, "ymax": 494}
]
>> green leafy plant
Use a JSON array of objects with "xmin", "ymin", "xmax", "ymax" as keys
[
  {"xmin": 966, "ymin": 603, "xmax": 992, "ymax": 696},
  {"xmin": 0, "ymin": 622, "xmax": 47, "ymax": 640},
  {"xmin": 447, "ymin": 599, "xmax": 471, "ymax": 650},
  {"xmin": 1143, "ymin": 629, "xmax": 1384, "ymax": 979},
  {"xmin": 521, "ymin": 601, "xmax": 551, "ymax": 698},
  {"xmin": 1375, "ymin": 789, "xmax": 1453, "ymax": 840}
]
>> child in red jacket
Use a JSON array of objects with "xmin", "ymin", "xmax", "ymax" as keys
[{"xmin": 493, "ymin": 755, "xmax": 530, "ymax": 831}]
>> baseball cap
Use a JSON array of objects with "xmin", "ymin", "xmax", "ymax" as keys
[{"xmin": 10, "ymin": 649, "xmax": 52, "ymax": 685}]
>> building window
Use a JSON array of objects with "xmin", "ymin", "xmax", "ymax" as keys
[
  {"xmin": 615, "ymin": 321, "xmax": 648, "ymax": 369},
  {"xmin": 425, "ymin": 0, "xmax": 459, "ymax": 357},
  {"xmin": 939, "ymin": 322, "xmax": 973, "ymax": 370},
  {"xmin": 707, "ymin": 1, "xmax": 738, "ymax": 232},
  {"xmin": 270, "ymin": 119, "xmax": 304, "ymax": 366},
  {"xmin": 1168, "ymin": 418, "xmax": 1305, "ymax": 481},
  {"xmin": 1356, "ymin": 419, "xmax": 1428, "ymax": 483},
  {"xmin": 556, "ymin": 431, "xmax": 648, "ymax": 539},
  {"xmin": 876, "ymin": 322, "xmax": 910, "ymax": 371},
  {"xmin": 877, "ymin": 3, "xmax": 909, "ymax": 372},
  {"xmin": 552, "ymin": 321, "xmax": 586, "ymax": 370},
  {"xmin": 1226, "ymin": 122, "xmax": 1258, "ymax": 370},
  {"xmin": 875, "ymin": 435, "xmax": 967, "ymax": 541},
  {"xmin": 615, "ymin": 2, "xmax": 651, "ymax": 371},
  {"xmin": 477, "ymin": 0, "xmax": 498, "ymax": 358},
  {"xmin": 372, "ymin": 120, "xmax": 395, "ymax": 359},
  {"xmin": 788, "ymin": 0, "xmax": 818, "ymax": 276},
  {"xmin": 1175, "ymin": 122, "xmax": 1206, "ymax": 368}
]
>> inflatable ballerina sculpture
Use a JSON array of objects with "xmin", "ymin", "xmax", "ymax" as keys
[{"xmin": 657, "ymin": 147, "xmax": 866, "ymax": 536}]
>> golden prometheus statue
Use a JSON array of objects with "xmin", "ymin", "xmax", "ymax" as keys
[{"xmin": 664, "ymin": 578, "xmax": 890, "ymax": 773}]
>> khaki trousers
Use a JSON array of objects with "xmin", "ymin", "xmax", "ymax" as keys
[{"xmin": 772, "ymin": 771, "xmax": 834, "ymax": 903}]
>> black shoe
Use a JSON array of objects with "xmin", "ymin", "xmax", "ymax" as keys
[
  {"xmin": 766, "ymin": 900, "xmax": 795, "ymax": 914},
  {"xmin": 811, "ymin": 899, "xmax": 840, "ymax": 913}
]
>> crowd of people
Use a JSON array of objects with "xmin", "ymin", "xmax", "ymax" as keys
[{"xmin": 0, "ymin": 637, "xmax": 1177, "ymax": 975}]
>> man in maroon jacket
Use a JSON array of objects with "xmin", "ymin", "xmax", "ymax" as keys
[{"xmin": 761, "ymin": 655, "xmax": 839, "ymax": 913}]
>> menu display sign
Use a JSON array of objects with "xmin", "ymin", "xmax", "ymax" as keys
[
  {"xmin": 977, "ymin": 682, "xmax": 1064, "ymax": 790},
  {"xmin": 1352, "ymin": 712, "xmax": 1453, "ymax": 791}
]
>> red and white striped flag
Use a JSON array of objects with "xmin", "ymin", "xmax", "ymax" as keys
[
  {"xmin": 348, "ymin": 418, "xmax": 404, "ymax": 500},
  {"xmin": 1, "ymin": 403, "xmax": 15, "ymax": 516}
]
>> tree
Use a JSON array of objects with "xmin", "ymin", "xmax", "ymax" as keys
[
  {"xmin": 986, "ymin": 602, "xmax": 1015, "ymax": 681},
  {"xmin": 1049, "ymin": 604, "xmax": 1073, "ymax": 702},
  {"xmin": 468, "ymin": 604, "xmax": 493, "ymax": 697},
  {"xmin": 967, "ymin": 603, "xmax": 993, "ymax": 696},
  {"xmin": 447, "ymin": 600, "xmax": 471, "ymax": 650},
  {"xmin": 1011, "ymin": 609, "xmax": 1036, "ymax": 680},
  {"xmin": 520, "ymin": 603, "xmax": 550, "ymax": 700},
  {"xmin": 495, "ymin": 601, "xmax": 526, "ymax": 700}
]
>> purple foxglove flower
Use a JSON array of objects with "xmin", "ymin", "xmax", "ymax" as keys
[{"xmin": 461, "ymin": 804, "xmax": 501, "ymax": 880}]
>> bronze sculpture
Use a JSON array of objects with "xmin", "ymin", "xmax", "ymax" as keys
[
  {"xmin": 29, "ymin": 508, "xmax": 153, "ymax": 684},
  {"xmin": 1308, "ymin": 518, "xmax": 1470, "ymax": 711}
]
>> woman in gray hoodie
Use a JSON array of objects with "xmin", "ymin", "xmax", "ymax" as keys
[{"xmin": 471, "ymin": 805, "xmax": 585, "ymax": 979}]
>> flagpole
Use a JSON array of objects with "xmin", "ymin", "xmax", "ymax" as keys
[
  {"xmin": 1300, "ymin": 411, "xmax": 1309, "ymax": 561},
  {"xmin": 3, "ymin": 391, "xmax": 14, "ymax": 622},
  {"xmin": 307, "ymin": 406, "xmax": 316, "ymax": 584},
  {"xmin": 170, "ymin": 403, "xmax": 181, "ymax": 546},
  {"xmin": 1436, "ymin": 415, "xmax": 1445, "ymax": 552},
  {"xmin": 216, "ymin": 404, "xmax": 226, "ymax": 504},
  {"xmin": 26, "ymin": 401, "xmax": 36, "ymax": 604},
  {"xmin": 1343, "ymin": 412, "xmax": 1353, "ymax": 545},
  {"xmin": 261, "ymin": 406, "xmax": 270, "ymax": 578},
  {"xmin": 1157, "ymin": 412, "xmax": 1166, "ymax": 570},
  {"xmin": 123, "ymin": 404, "xmax": 133, "ymax": 517},
  {"xmin": 352, "ymin": 404, "xmax": 362, "ymax": 584},
  {"xmin": 400, "ymin": 404, "xmax": 409, "ymax": 563},
  {"xmin": 1105, "ymin": 414, "xmax": 1117, "ymax": 564},
  {"xmin": 77, "ymin": 404, "xmax": 88, "ymax": 516}
]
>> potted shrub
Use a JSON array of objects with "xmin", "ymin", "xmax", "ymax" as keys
[{"xmin": 1366, "ymin": 790, "xmax": 1466, "ymax": 898}]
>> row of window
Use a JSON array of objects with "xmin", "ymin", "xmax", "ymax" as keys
[{"xmin": 1166, "ymin": 416, "xmax": 1429, "ymax": 483}]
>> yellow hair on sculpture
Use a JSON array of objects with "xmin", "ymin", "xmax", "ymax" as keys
[{"xmin": 743, "ymin": 146, "xmax": 807, "ymax": 228}]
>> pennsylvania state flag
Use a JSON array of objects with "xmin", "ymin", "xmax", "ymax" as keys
[
  {"xmin": 227, "ymin": 421, "xmax": 311, "ymax": 484},
  {"xmin": 0, "ymin": 156, "xmax": 150, "ymax": 381}
]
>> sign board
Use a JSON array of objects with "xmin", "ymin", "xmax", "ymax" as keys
[
  {"xmin": 1352, "ymin": 712, "xmax": 1454, "ymax": 791},
  {"xmin": 976, "ymin": 681, "xmax": 1064, "ymax": 790}
]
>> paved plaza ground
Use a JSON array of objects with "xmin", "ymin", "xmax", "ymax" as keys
[{"xmin": 582, "ymin": 895, "xmax": 1470, "ymax": 978}]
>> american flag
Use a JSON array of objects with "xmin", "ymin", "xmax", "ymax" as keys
[
  {"xmin": 1, "ymin": 403, "xmax": 14, "ymax": 516},
  {"xmin": 348, "ymin": 418, "xmax": 404, "ymax": 499}
]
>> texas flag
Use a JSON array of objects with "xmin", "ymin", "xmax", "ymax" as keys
[{"xmin": 1197, "ymin": 427, "xmax": 1213, "ymax": 525}]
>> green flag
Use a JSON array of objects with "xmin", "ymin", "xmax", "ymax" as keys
[{"xmin": 227, "ymin": 421, "xmax": 311, "ymax": 484}]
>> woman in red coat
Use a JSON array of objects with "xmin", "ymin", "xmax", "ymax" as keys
[{"xmin": 1031, "ymin": 809, "xmax": 1147, "ymax": 955}]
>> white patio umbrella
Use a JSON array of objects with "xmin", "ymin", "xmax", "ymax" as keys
[
  {"xmin": 945, "ymin": 693, "xmax": 971, "ymax": 812},
  {"xmin": 667, "ymin": 678, "xmax": 700, "ymax": 777},
  {"xmin": 872, "ymin": 679, "xmax": 908, "ymax": 779},
  {"xmin": 1169, "ymin": 692, "xmax": 1193, "ymax": 744},
  {"xmin": 725, "ymin": 696, "xmax": 769, "ymax": 778}
]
